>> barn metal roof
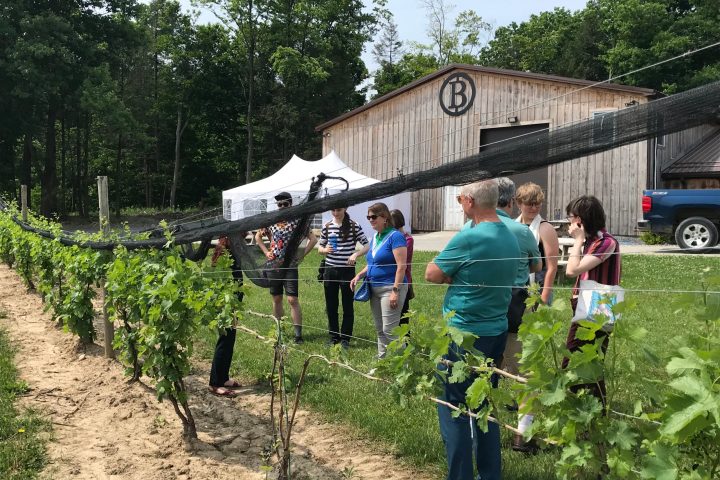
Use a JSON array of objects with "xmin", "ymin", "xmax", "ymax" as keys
[
  {"xmin": 316, "ymin": 63, "xmax": 659, "ymax": 131},
  {"xmin": 663, "ymin": 128, "xmax": 720, "ymax": 178}
]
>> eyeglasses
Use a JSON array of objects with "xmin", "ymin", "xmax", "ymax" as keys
[
  {"xmin": 366, "ymin": 214, "xmax": 379, "ymax": 220},
  {"xmin": 566, "ymin": 214, "xmax": 577, "ymax": 221},
  {"xmin": 276, "ymin": 201, "xmax": 290, "ymax": 208}
]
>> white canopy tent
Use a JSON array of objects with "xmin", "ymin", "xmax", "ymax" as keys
[{"xmin": 222, "ymin": 151, "xmax": 412, "ymax": 236}]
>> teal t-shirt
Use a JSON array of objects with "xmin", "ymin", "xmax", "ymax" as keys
[
  {"xmin": 494, "ymin": 209, "xmax": 541, "ymax": 287},
  {"xmin": 434, "ymin": 220, "xmax": 521, "ymax": 336}
]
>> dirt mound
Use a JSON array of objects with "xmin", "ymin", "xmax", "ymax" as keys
[{"xmin": 0, "ymin": 264, "xmax": 434, "ymax": 480}]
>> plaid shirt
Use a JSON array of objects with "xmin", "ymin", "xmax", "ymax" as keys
[{"xmin": 572, "ymin": 229, "xmax": 621, "ymax": 298}]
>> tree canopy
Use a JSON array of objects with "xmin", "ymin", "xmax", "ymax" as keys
[
  {"xmin": 3, "ymin": 0, "xmax": 718, "ymax": 216},
  {"xmin": 372, "ymin": 0, "xmax": 720, "ymax": 99},
  {"xmin": 0, "ymin": 0, "xmax": 378, "ymax": 216}
]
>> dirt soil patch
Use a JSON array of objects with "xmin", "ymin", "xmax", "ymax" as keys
[{"xmin": 0, "ymin": 264, "xmax": 435, "ymax": 480}]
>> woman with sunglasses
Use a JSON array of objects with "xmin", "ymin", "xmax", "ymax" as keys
[
  {"xmin": 515, "ymin": 182, "xmax": 559, "ymax": 306},
  {"xmin": 350, "ymin": 203, "xmax": 408, "ymax": 359},
  {"xmin": 318, "ymin": 205, "xmax": 369, "ymax": 348}
]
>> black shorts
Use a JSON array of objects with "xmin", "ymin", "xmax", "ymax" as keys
[{"xmin": 267, "ymin": 267, "xmax": 299, "ymax": 297}]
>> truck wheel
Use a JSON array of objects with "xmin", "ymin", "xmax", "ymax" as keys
[{"xmin": 674, "ymin": 217, "xmax": 718, "ymax": 251}]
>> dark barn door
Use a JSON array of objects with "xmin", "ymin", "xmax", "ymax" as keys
[{"xmin": 480, "ymin": 124, "xmax": 550, "ymax": 217}]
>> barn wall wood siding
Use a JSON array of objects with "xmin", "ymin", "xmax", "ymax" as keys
[
  {"xmin": 322, "ymin": 68, "xmax": 649, "ymax": 235},
  {"xmin": 657, "ymin": 124, "xmax": 717, "ymax": 171}
]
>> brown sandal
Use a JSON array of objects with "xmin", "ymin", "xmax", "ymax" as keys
[{"xmin": 208, "ymin": 386, "xmax": 238, "ymax": 398}]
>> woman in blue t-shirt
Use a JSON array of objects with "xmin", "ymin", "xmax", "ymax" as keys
[{"xmin": 350, "ymin": 202, "xmax": 408, "ymax": 358}]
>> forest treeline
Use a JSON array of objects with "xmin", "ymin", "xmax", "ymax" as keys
[
  {"xmin": 0, "ymin": 0, "xmax": 376, "ymax": 216},
  {"xmin": 1, "ymin": 0, "xmax": 718, "ymax": 217}
]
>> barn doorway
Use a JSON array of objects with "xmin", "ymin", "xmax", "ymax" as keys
[
  {"xmin": 481, "ymin": 124, "xmax": 550, "ymax": 217},
  {"xmin": 441, "ymin": 123, "xmax": 551, "ymax": 230}
]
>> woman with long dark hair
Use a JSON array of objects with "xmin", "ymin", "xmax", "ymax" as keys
[
  {"xmin": 563, "ymin": 195, "xmax": 622, "ymax": 406},
  {"xmin": 318, "ymin": 206, "xmax": 369, "ymax": 347}
]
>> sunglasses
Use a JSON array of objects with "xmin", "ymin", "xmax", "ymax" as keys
[
  {"xmin": 276, "ymin": 201, "xmax": 290, "ymax": 208},
  {"xmin": 366, "ymin": 214, "xmax": 380, "ymax": 220}
]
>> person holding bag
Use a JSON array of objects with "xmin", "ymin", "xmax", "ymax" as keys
[
  {"xmin": 318, "ymin": 205, "xmax": 369, "ymax": 348},
  {"xmin": 350, "ymin": 202, "xmax": 407, "ymax": 359},
  {"xmin": 563, "ymin": 195, "xmax": 622, "ymax": 407}
]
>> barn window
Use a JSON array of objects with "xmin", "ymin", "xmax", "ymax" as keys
[{"xmin": 591, "ymin": 110, "xmax": 617, "ymax": 146}]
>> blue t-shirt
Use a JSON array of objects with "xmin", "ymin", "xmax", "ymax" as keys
[
  {"xmin": 434, "ymin": 220, "xmax": 520, "ymax": 336},
  {"xmin": 366, "ymin": 229, "xmax": 407, "ymax": 286},
  {"xmin": 495, "ymin": 209, "xmax": 541, "ymax": 287}
]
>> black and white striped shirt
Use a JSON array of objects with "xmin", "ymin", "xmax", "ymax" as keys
[{"xmin": 319, "ymin": 220, "xmax": 369, "ymax": 267}]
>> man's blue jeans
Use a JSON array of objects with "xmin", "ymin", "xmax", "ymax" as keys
[{"xmin": 438, "ymin": 332, "xmax": 507, "ymax": 480}]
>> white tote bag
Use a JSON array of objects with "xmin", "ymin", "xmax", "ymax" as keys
[{"xmin": 571, "ymin": 280, "xmax": 625, "ymax": 332}]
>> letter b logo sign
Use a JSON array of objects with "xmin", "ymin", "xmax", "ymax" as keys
[{"xmin": 439, "ymin": 72, "xmax": 476, "ymax": 117}]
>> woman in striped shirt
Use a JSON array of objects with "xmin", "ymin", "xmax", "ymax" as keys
[
  {"xmin": 318, "ymin": 206, "xmax": 369, "ymax": 347},
  {"xmin": 563, "ymin": 195, "xmax": 621, "ymax": 406}
]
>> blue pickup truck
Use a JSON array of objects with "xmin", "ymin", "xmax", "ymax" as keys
[{"xmin": 641, "ymin": 189, "xmax": 720, "ymax": 250}]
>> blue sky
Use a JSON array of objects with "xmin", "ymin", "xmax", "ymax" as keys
[{"xmin": 180, "ymin": 0, "xmax": 589, "ymax": 70}]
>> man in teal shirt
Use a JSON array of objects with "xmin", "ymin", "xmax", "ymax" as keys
[{"xmin": 426, "ymin": 179, "xmax": 520, "ymax": 480}]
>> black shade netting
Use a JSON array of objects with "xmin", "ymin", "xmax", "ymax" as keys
[{"xmin": 3, "ymin": 80, "xmax": 720, "ymax": 251}]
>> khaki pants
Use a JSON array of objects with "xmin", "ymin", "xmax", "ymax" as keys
[
  {"xmin": 369, "ymin": 284, "xmax": 408, "ymax": 358},
  {"xmin": 501, "ymin": 332, "xmax": 523, "ymax": 375}
]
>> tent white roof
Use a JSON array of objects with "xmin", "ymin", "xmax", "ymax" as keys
[
  {"xmin": 222, "ymin": 151, "xmax": 412, "ymax": 233},
  {"xmin": 223, "ymin": 151, "xmax": 377, "ymax": 199}
]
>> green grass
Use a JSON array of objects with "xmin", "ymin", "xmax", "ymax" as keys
[
  {"xmin": 196, "ymin": 251, "xmax": 720, "ymax": 479},
  {"xmin": 0, "ymin": 326, "xmax": 49, "ymax": 479}
]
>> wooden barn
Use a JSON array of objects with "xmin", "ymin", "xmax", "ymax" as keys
[
  {"xmin": 316, "ymin": 64, "xmax": 659, "ymax": 235},
  {"xmin": 656, "ymin": 124, "xmax": 720, "ymax": 189}
]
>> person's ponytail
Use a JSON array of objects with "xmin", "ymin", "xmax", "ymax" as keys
[{"xmin": 340, "ymin": 212, "xmax": 352, "ymax": 241}]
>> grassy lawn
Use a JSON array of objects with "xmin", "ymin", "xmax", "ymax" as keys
[
  {"xmin": 196, "ymin": 250, "xmax": 719, "ymax": 479},
  {"xmin": 0, "ymin": 321, "xmax": 49, "ymax": 480}
]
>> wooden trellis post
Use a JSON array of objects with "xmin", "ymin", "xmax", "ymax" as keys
[
  {"xmin": 20, "ymin": 185, "xmax": 28, "ymax": 222},
  {"xmin": 97, "ymin": 176, "xmax": 114, "ymax": 359}
]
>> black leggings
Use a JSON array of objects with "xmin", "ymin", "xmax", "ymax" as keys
[
  {"xmin": 209, "ymin": 328, "xmax": 237, "ymax": 387},
  {"xmin": 323, "ymin": 265, "xmax": 355, "ymax": 341}
]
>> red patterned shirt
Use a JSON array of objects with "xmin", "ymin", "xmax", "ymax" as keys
[
  {"xmin": 262, "ymin": 220, "xmax": 300, "ymax": 262},
  {"xmin": 572, "ymin": 229, "xmax": 622, "ymax": 299}
]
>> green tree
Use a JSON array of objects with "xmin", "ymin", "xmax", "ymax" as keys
[
  {"xmin": 372, "ymin": 52, "xmax": 439, "ymax": 98},
  {"xmin": 479, "ymin": 8, "xmax": 577, "ymax": 74},
  {"xmin": 373, "ymin": 15, "xmax": 403, "ymax": 66},
  {"xmin": 479, "ymin": 0, "xmax": 720, "ymax": 93}
]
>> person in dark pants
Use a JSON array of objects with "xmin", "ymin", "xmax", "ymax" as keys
[
  {"xmin": 390, "ymin": 209, "xmax": 414, "ymax": 325},
  {"xmin": 436, "ymin": 334, "xmax": 507, "ymax": 478},
  {"xmin": 208, "ymin": 235, "xmax": 244, "ymax": 397},
  {"xmin": 318, "ymin": 206, "xmax": 369, "ymax": 347},
  {"xmin": 562, "ymin": 196, "xmax": 621, "ymax": 407},
  {"xmin": 426, "ymin": 179, "xmax": 520, "ymax": 480}
]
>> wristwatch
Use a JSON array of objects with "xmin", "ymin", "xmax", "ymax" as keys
[{"xmin": 392, "ymin": 286, "xmax": 399, "ymax": 293}]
